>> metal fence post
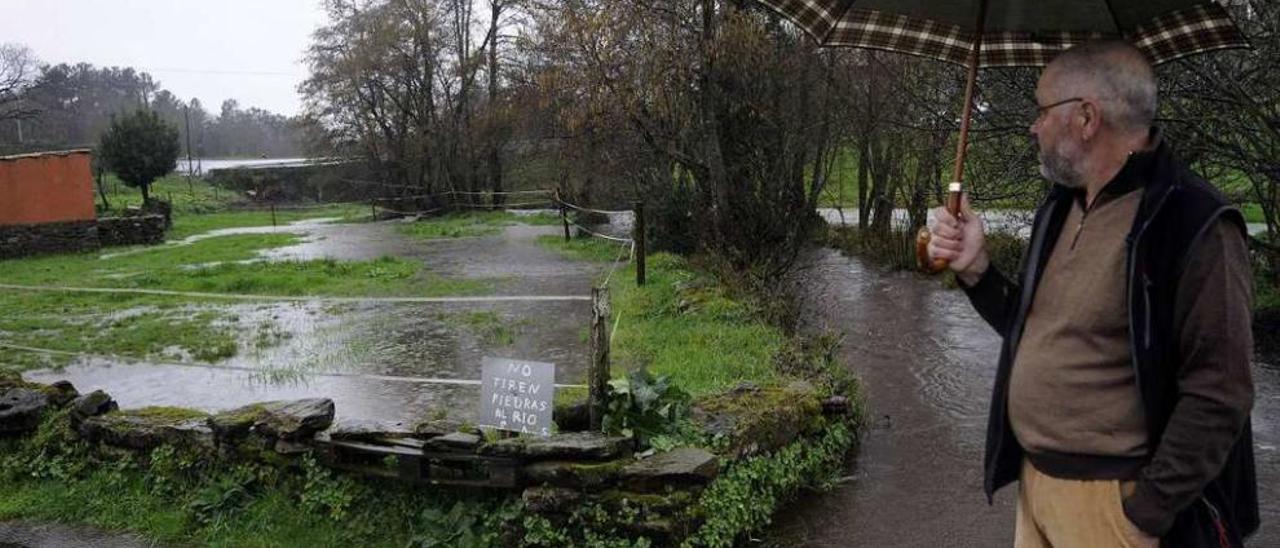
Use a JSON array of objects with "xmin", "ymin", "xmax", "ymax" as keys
[
  {"xmin": 558, "ymin": 188, "xmax": 570, "ymax": 242},
  {"xmin": 588, "ymin": 286, "xmax": 611, "ymax": 431},
  {"xmin": 271, "ymin": 204, "xmax": 277, "ymax": 227},
  {"xmin": 634, "ymin": 201, "xmax": 646, "ymax": 286}
]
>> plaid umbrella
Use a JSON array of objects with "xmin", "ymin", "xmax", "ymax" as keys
[
  {"xmin": 756, "ymin": 1, "xmax": 1248, "ymax": 68},
  {"xmin": 755, "ymin": 0, "xmax": 1248, "ymax": 271}
]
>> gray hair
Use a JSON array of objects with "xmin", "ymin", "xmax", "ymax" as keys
[{"xmin": 1048, "ymin": 40, "xmax": 1158, "ymax": 132}]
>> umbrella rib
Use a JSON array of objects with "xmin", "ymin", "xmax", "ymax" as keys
[{"xmin": 1101, "ymin": 0, "xmax": 1124, "ymax": 34}]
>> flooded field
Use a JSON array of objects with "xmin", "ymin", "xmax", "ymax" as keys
[{"xmin": 18, "ymin": 217, "xmax": 604, "ymax": 428}]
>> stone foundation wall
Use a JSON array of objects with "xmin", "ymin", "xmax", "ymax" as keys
[
  {"xmin": 98, "ymin": 215, "xmax": 167, "ymax": 247},
  {"xmin": 0, "ymin": 214, "xmax": 168, "ymax": 260},
  {"xmin": 0, "ymin": 219, "xmax": 98, "ymax": 260},
  {"xmin": 207, "ymin": 162, "xmax": 372, "ymax": 204}
]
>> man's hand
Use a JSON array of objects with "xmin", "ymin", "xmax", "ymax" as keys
[{"xmin": 927, "ymin": 195, "xmax": 989, "ymax": 286}]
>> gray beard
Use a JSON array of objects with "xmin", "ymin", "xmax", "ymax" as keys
[{"xmin": 1039, "ymin": 149, "xmax": 1084, "ymax": 189}]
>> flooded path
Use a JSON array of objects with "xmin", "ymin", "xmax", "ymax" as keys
[
  {"xmin": 770, "ymin": 248, "xmax": 1279, "ymax": 547},
  {"xmin": 21, "ymin": 219, "xmax": 604, "ymax": 428},
  {"xmin": 0, "ymin": 521, "xmax": 154, "ymax": 548}
]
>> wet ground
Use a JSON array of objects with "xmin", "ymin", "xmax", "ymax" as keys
[
  {"xmin": 767, "ymin": 248, "xmax": 1279, "ymax": 547},
  {"xmin": 0, "ymin": 522, "xmax": 155, "ymax": 548},
  {"xmin": 22, "ymin": 218, "xmax": 603, "ymax": 427}
]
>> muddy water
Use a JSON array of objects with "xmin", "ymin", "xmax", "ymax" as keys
[
  {"xmin": 0, "ymin": 521, "xmax": 153, "ymax": 548},
  {"xmin": 22, "ymin": 220, "xmax": 602, "ymax": 428},
  {"xmin": 770, "ymin": 248, "xmax": 1279, "ymax": 547}
]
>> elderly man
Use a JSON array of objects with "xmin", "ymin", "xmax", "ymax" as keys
[{"xmin": 927, "ymin": 41, "xmax": 1257, "ymax": 547}]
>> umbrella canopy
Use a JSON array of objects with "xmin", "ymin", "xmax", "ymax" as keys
[
  {"xmin": 756, "ymin": 0, "xmax": 1248, "ymax": 271},
  {"xmin": 756, "ymin": 0, "xmax": 1249, "ymax": 67}
]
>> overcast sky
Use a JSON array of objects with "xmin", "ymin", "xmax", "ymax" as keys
[{"xmin": 1, "ymin": 0, "xmax": 328, "ymax": 116}]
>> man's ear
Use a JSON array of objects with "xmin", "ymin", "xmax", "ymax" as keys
[{"xmin": 1079, "ymin": 100, "xmax": 1101, "ymax": 141}]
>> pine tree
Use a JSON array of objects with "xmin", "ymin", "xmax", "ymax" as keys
[{"xmin": 98, "ymin": 109, "xmax": 180, "ymax": 203}]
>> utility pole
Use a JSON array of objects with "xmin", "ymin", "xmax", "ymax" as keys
[{"xmin": 184, "ymin": 105, "xmax": 194, "ymax": 193}]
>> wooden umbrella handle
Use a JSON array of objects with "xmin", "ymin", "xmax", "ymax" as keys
[{"xmin": 916, "ymin": 183, "xmax": 963, "ymax": 274}]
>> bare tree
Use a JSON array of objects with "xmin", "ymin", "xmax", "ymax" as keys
[{"xmin": 0, "ymin": 44, "xmax": 39, "ymax": 127}]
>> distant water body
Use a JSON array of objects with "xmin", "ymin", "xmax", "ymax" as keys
[{"xmin": 176, "ymin": 157, "xmax": 328, "ymax": 175}]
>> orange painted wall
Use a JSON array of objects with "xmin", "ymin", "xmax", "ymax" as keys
[{"xmin": 0, "ymin": 151, "xmax": 95, "ymax": 225}]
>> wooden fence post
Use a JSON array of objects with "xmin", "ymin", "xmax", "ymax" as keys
[
  {"xmin": 588, "ymin": 286, "xmax": 611, "ymax": 431},
  {"xmin": 634, "ymin": 201, "xmax": 646, "ymax": 286},
  {"xmin": 558, "ymin": 188, "xmax": 570, "ymax": 242}
]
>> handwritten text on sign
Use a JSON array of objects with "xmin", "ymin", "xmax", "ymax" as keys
[{"xmin": 479, "ymin": 357, "xmax": 555, "ymax": 436}]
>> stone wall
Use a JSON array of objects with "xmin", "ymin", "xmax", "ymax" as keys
[
  {"xmin": 1, "ymin": 374, "xmax": 848, "ymax": 546},
  {"xmin": 0, "ymin": 219, "xmax": 98, "ymax": 260},
  {"xmin": 207, "ymin": 162, "xmax": 372, "ymax": 204},
  {"xmin": 98, "ymin": 215, "xmax": 167, "ymax": 247}
]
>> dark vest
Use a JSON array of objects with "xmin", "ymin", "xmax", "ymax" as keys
[{"xmin": 983, "ymin": 141, "xmax": 1258, "ymax": 547}]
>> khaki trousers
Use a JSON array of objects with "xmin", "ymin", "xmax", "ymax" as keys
[{"xmin": 1015, "ymin": 460, "xmax": 1160, "ymax": 548}]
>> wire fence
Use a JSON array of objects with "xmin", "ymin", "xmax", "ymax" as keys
[
  {"xmin": 3, "ymin": 180, "xmax": 648, "ymax": 396},
  {"xmin": 0, "ymin": 342, "xmax": 587, "ymax": 389}
]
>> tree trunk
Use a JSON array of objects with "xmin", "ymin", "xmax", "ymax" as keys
[
  {"xmin": 857, "ymin": 136, "xmax": 870, "ymax": 229},
  {"xmin": 488, "ymin": 0, "xmax": 504, "ymax": 206}
]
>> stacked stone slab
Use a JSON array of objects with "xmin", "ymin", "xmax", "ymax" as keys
[
  {"xmin": 3, "ymin": 375, "xmax": 847, "ymax": 547},
  {"xmin": 97, "ymin": 215, "xmax": 166, "ymax": 247},
  {"xmin": 0, "ymin": 220, "xmax": 98, "ymax": 259},
  {"xmin": 0, "ymin": 214, "xmax": 167, "ymax": 259}
]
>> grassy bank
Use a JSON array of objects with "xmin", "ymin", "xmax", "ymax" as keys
[
  {"xmin": 97, "ymin": 173, "xmax": 244, "ymax": 215},
  {"xmin": 169, "ymin": 203, "xmax": 368, "ymax": 240},
  {"xmin": 92, "ymin": 173, "xmax": 368, "ymax": 239},
  {"xmin": 539, "ymin": 235, "xmax": 789, "ymax": 396},
  {"xmin": 398, "ymin": 211, "xmax": 561, "ymax": 240}
]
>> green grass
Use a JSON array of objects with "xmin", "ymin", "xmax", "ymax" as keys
[
  {"xmin": 397, "ymin": 211, "xmax": 562, "ymax": 240},
  {"xmin": 815, "ymin": 147, "xmax": 862, "ymax": 207},
  {"xmin": 538, "ymin": 236, "xmax": 787, "ymax": 396},
  {"xmin": 0, "ymin": 296, "xmax": 242, "ymax": 373},
  {"xmin": 97, "ymin": 173, "xmax": 244, "ymax": 215},
  {"xmin": 457, "ymin": 311, "xmax": 520, "ymax": 346},
  {"xmin": 609, "ymin": 254, "xmax": 785, "ymax": 396},
  {"xmin": 0, "ymin": 233, "xmax": 303, "ymax": 287},
  {"xmin": 91, "ymin": 173, "xmax": 368, "ymax": 239},
  {"xmin": 1240, "ymin": 202, "xmax": 1266, "ymax": 224},
  {"xmin": 536, "ymin": 234, "xmax": 630, "ymax": 262},
  {"xmin": 0, "ymin": 418, "xmax": 521, "ymax": 547},
  {"xmin": 169, "ymin": 204, "xmax": 368, "ymax": 240},
  {"xmin": 0, "ymin": 230, "xmax": 492, "ymax": 372}
]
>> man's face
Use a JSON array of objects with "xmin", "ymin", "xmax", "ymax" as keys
[{"xmin": 1031, "ymin": 68, "xmax": 1086, "ymax": 188}]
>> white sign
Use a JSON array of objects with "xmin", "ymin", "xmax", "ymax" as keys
[{"xmin": 479, "ymin": 357, "xmax": 555, "ymax": 436}]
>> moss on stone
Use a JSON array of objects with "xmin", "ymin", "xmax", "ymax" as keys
[
  {"xmin": 523, "ymin": 458, "xmax": 628, "ymax": 487},
  {"xmin": 208, "ymin": 403, "xmax": 269, "ymax": 438},
  {"xmin": 0, "ymin": 372, "xmax": 39, "ymax": 392},
  {"xmin": 123, "ymin": 406, "xmax": 210, "ymax": 424},
  {"xmin": 596, "ymin": 489, "xmax": 696, "ymax": 511},
  {"xmin": 690, "ymin": 383, "xmax": 824, "ymax": 457}
]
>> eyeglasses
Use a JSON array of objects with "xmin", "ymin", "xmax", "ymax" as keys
[{"xmin": 1035, "ymin": 97, "xmax": 1083, "ymax": 120}]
